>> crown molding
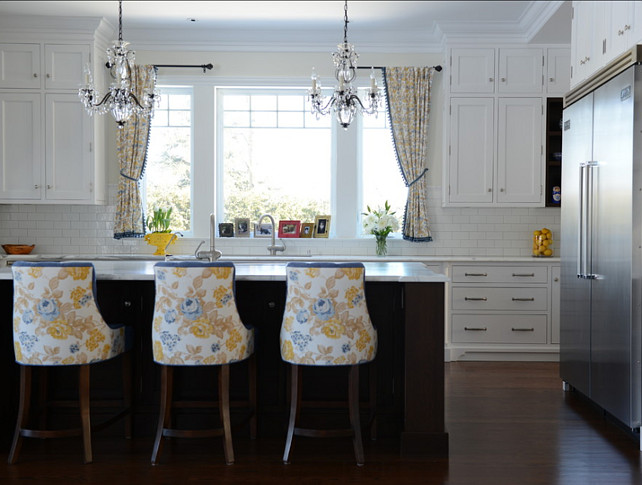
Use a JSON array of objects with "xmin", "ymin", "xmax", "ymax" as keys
[{"xmin": 521, "ymin": 0, "xmax": 566, "ymax": 42}]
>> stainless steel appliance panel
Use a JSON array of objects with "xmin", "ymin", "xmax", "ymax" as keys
[
  {"xmin": 560, "ymin": 92, "xmax": 594, "ymax": 398},
  {"xmin": 590, "ymin": 68, "xmax": 635, "ymax": 426}
]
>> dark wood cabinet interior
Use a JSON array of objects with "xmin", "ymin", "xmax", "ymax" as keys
[{"xmin": 545, "ymin": 97, "xmax": 563, "ymax": 207}]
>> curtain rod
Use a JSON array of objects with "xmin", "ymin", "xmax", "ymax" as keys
[
  {"xmin": 153, "ymin": 63, "xmax": 214, "ymax": 73},
  {"xmin": 357, "ymin": 65, "xmax": 442, "ymax": 72}
]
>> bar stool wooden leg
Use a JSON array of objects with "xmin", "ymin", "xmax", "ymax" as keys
[
  {"xmin": 283, "ymin": 364, "xmax": 301, "ymax": 464},
  {"xmin": 368, "ymin": 361, "xmax": 377, "ymax": 441},
  {"xmin": 8, "ymin": 366, "xmax": 32, "ymax": 465},
  {"xmin": 78, "ymin": 365, "xmax": 92, "ymax": 464},
  {"xmin": 348, "ymin": 366, "xmax": 365, "ymax": 466},
  {"xmin": 151, "ymin": 366, "xmax": 173, "ymax": 465},
  {"xmin": 219, "ymin": 365, "xmax": 234, "ymax": 465}
]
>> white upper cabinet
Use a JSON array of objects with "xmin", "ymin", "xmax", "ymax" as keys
[
  {"xmin": 447, "ymin": 97, "xmax": 495, "ymax": 204},
  {"xmin": 497, "ymin": 48, "xmax": 543, "ymax": 94},
  {"xmin": 0, "ymin": 43, "xmax": 40, "ymax": 89},
  {"xmin": 45, "ymin": 44, "xmax": 90, "ymax": 90},
  {"xmin": 0, "ymin": 93, "xmax": 41, "ymax": 199},
  {"xmin": 607, "ymin": 1, "xmax": 635, "ymax": 63},
  {"xmin": 546, "ymin": 48, "xmax": 571, "ymax": 95},
  {"xmin": 496, "ymin": 97, "xmax": 543, "ymax": 204},
  {"xmin": 450, "ymin": 48, "xmax": 496, "ymax": 93}
]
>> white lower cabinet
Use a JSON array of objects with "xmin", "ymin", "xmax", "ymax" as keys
[{"xmin": 446, "ymin": 262, "xmax": 560, "ymax": 361}]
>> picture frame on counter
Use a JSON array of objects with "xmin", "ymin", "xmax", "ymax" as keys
[
  {"xmin": 300, "ymin": 222, "xmax": 314, "ymax": 238},
  {"xmin": 313, "ymin": 215, "xmax": 331, "ymax": 238},
  {"xmin": 234, "ymin": 217, "xmax": 250, "ymax": 237},
  {"xmin": 254, "ymin": 222, "xmax": 273, "ymax": 238},
  {"xmin": 219, "ymin": 223, "xmax": 234, "ymax": 237},
  {"xmin": 278, "ymin": 220, "xmax": 301, "ymax": 238}
]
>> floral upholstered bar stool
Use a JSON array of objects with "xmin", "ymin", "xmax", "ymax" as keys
[
  {"xmin": 280, "ymin": 262, "xmax": 377, "ymax": 466},
  {"xmin": 151, "ymin": 261, "xmax": 256, "ymax": 465},
  {"xmin": 9, "ymin": 262, "xmax": 133, "ymax": 464}
]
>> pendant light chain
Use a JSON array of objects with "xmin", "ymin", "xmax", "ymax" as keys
[
  {"xmin": 118, "ymin": 0, "xmax": 123, "ymax": 43},
  {"xmin": 343, "ymin": 0, "xmax": 349, "ymax": 45}
]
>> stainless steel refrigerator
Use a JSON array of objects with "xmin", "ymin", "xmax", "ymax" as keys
[{"xmin": 560, "ymin": 50, "xmax": 642, "ymax": 432}]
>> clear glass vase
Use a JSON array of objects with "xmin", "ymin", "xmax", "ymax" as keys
[{"xmin": 375, "ymin": 234, "xmax": 387, "ymax": 257}]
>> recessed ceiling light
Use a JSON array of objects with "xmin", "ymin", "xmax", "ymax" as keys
[{"xmin": 186, "ymin": 18, "xmax": 197, "ymax": 23}]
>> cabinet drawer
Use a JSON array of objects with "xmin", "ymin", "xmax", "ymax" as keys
[
  {"xmin": 452, "ymin": 314, "xmax": 547, "ymax": 344},
  {"xmin": 451, "ymin": 265, "xmax": 548, "ymax": 283},
  {"xmin": 452, "ymin": 287, "xmax": 548, "ymax": 311}
]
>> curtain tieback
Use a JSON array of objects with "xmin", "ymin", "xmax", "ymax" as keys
[
  {"xmin": 407, "ymin": 168, "xmax": 428, "ymax": 187},
  {"xmin": 119, "ymin": 171, "xmax": 139, "ymax": 182}
]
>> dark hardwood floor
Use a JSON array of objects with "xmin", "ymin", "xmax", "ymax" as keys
[{"xmin": 1, "ymin": 362, "xmax": 641, "ymax": 485}]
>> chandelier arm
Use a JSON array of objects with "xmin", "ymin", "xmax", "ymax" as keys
[{"xmin": 88, "ymin": 91, "xmax": 116, "ymax": 109}]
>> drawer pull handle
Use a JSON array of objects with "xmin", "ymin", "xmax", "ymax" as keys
[
  {"xmin": 511, "ymin": 328, "xmax": 535, "ymax": 332},
  {"xmin": 464, "ymin": 273, "xmax": 488, "ymax": 277},
  {"xmin": 465, "ymin": 297, "xmax": 487, "ymax": 301},
  {"xmin": 512, "ymin": 297, "xmax": 535, "ymax": 301},
  {"xmin": 464, "ymin": 327, "xmax": 488, "ymax": 331},
  {"xmin": 512, "ymin": 273, "xmax": 535, "ymax": 277}
]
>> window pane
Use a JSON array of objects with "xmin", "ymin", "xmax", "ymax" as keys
[
  {"xmin": 361, "ymin": 101, "xmax": 406, "ymax": 235},
  {"xmin": 224, "ymin": 95, "xmax": 249, "ymax": 110},
  {"xmin": 221, "ymin": 90, "xmax": 331, "ymax": 225},
  {"xmin": 145, "ymin": 88, "xmax": 193, "ymax": 233},
  {"xmin": 224, "ymin": 111, "xmax": 249, "ymax": 127}
]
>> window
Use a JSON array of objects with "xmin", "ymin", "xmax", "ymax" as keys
[
  {"xmin": 361, "ymin": 90, "xmax": 407, "ymax": 222},
  {"xmin": 145, "ymin": 86, "xmax": 193, "ymax": 233},
  {"xmin": 144, "ymin": 79, "xmax": 407, "ymax": 239},
  {"xmin": 217, "ymin": 89, "xmax": 331, "ymax": 225}
]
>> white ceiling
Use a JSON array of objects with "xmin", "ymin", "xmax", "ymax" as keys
[{"xmin": 0, "ymin": 1, "xmax": 571, "ymax": 52}]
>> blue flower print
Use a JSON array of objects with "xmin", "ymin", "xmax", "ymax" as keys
[
  {"xmin": 164, "ymin": 309, "xmax": 178, "ymax": 324},
  {"xmin": 296, "ymin": 309, "xmax": 310, "ymax": 324},
  {"xmin": 351, "ymin": 293, "xmax": 363, "ymax": 307},
  {"xmin": 70, "ymin": 343, "xmax": 80, "ymax": 354},
  {"xmin": 78, "ymin": 294, "xmax": 91, "ymax": 307},
  {"xmin": 312, "ymin": 298, "xmax": 334, "ymax": 321},
  {"xmin": 160, "ymin": 331, "xmax": 180, "ymax": 352},
  {"xmin": 291, "ymin": 331, "xmax": 312, "ymax": 352},
  {"xmin": 18, "ymin": 332, "xmax": 38, "ymax": 351},
  {"xmin": 22, "ymin": 309, "xmax": 34, "ymax": 324},
  {"xmin": 220, "ymin": 294, "xmax": 232, "ymax": 306},
  {"xmin": 37, "ymin": 298, "xmax": 59, "ymax": 321},
  {"xmin": 180, "ymin": 298, "xmax": 202, "ymax": 320},
  {"xmin": 157, "ymin": 270, "xmax": 166, "ymax": 281},
  {"xmin": 211, "ymin": 343, "xmax": 220, "ymax": 353},
  {"xmin": 288, "ymin": 270, "xmax": 298, "ymax": 281},
  {"xmin": 342, "ymin": 343, "xmax": 351, "ymax": 353}
]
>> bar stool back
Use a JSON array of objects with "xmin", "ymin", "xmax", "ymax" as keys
[
  {"xmin": 151, "ymin": 261, "xmax": 255, "ymax": 465},
  {"xmin": 280, "ymin": 262, "xmax": 377, "ymax": 465},
  {"xmin": 9, "ymin": 261, "xmax": 132, "ymax": 464}
]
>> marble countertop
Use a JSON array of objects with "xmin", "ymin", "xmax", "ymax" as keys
[{"xmin": 0, "ymin": 260, "xmax": 448, "ymax": 283}]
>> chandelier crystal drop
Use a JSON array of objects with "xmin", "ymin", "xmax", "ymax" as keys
[
  {"xmin": 309, "ymin": 0, "xmax": 381, "ymax": 130},
  {"xmin": 78, "ymin": 0, "xmax": 159, "ymax": 128}
]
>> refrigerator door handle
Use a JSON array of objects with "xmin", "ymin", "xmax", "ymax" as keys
[
  {"xmin": 578, "ymin": 163, "xmax": 587, "ymax": 279},
  {"xmin": 585, "ymin": 161, "xmax": 598, "ymax": 280}
]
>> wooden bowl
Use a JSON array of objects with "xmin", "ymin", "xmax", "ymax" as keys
[{"xmin": 2, "ymin": 244, "xmax": 35, "ymax": 255}]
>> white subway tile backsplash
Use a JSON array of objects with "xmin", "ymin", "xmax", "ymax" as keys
[{"xmin": 0, "ymin": 185, "xmax": 561, "ymax": 258}]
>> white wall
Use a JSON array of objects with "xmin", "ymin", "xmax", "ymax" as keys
[{"xmin": 0, "ymin": 48, "xmax": 561, "ymax": 258}]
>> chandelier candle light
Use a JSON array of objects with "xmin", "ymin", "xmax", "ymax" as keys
[
  {"xmin": 309, "ymin": 0, "xmax": 381, "ymax": 129},
  {"xmin": 362, "ymin": 201, "xmax": 400, "ymax": 257},
  {"xmin": 78, "ymin": 0, "xmax": 159, "ymax": 128}
]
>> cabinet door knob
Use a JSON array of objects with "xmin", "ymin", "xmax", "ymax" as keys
[
  {"xmin": 549, "ymin": 77, "xmax": 554, "ymax": 82},
  {"xmin": 554, "ymin": 277, "xmax": 560, "ymax": 282},
  {"xmin": 34, "ymin": 184, "xmax": 40, "ymax": 189},
  {"xmin": 46, "ymin": 73, "xmax": 51, "ymax": 78},
  {"xmin": 625, "ymin": 24, "xmax": 631, "ymax": 31},
  {"xmin": 33, "ymin": 73, "xmax": 38, "ymax": 78},
  {"xmin": 487, "ymin": 188, "xmax": 492, "ymax": 192},
  {"xmin": 618, "ymin": 29, "xmax": 625, "ymax": 36},
  {"xmin": 489, "ymin": 77, "xmax": 494, "ymax": 82},
  {"xmin": 500, "ymin": 188, "xmax": 505, "ymax": 192},
  {"xmin": 501, "ymin": 77, "xmax": 506, "ymax": 82},
  {"xmin": 47, "ymin": 184, "xmax": 52, "ymax": 189},
  {"xmin": 267, "ymin": 301, "xmax": 276, "ymax": 309},
  {"xmin": 123, "ymin": 300, "xmax": 132, "ymax": 308}
]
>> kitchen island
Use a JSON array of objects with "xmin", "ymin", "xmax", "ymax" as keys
[{"xmin": 0, "ymin": 260, "xmax": 448, "ymax": 457}]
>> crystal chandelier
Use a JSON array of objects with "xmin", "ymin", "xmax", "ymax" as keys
[
  {"xmin": 78, "ymin": 0, "xmax": 158, "ymax": 128},
  {"xmin": 309, "ymin": 0, "xmax": 381, "ymax": 130}
]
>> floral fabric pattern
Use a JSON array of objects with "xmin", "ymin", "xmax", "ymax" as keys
[
  {"xmin": 113, "ymin": 64, "xmax": 157, "ymax": 239},
  {"xmin": 152, "ymin": 263, "xmax": 254, "ymax": 366},
  {"xmin": 383, "ymin": 66, "xmax": 436, "ymax": 242},
  {"xmin": 280, "ymin": 264, "xmax": 377, "ymax": 366},
  {"xmin": 12, "ymin": 263, "xmax": 127, "ymax": 366}
]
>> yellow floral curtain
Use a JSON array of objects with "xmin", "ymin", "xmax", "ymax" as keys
[
  {"xmin": 383, "ymin": 66, "xmax": 435, "ymax": 242},
  {"xmin": 113, "ymin": 65, "xmax": 157, "ymax": 239}
]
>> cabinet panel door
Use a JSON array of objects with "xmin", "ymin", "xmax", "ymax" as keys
[
  {"xmin": 45, "ymin": 44, "xmax": 90, "ymax": 90},
  {"xmin": 0, "ymin": 93, "xmax": 41, "ymax": 199},
  {"xmin": 547, "ymin": 48, "xmax": 571, "ymax": 95},
  {"xmin": 571, "ymin": 0, "xmax": 596, "ymax": 86},
  {"xmin": 608, "ymin": 1, "xmax": 634, "ymax": 62},
  {"xmin": 45, "ymin": 93, "xmax": 92, "ymax": 201},
  {"xmin": 0, "ymin": 43, "xmax": 40, "ymax": 89},
  {"xmin": 450, "ymin": 48, "xmax": 495, "ymax": 93},
  {"xmin": 497, "ymin": 98, "xmax": 543, "ymax": 204},
  {"xmin": 448, "ymin": 98, "xmax": 494, "ymax": 204},
  {"xmin": 498, "ymin": 48, "xmax": 543, "ymax": 93}
]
